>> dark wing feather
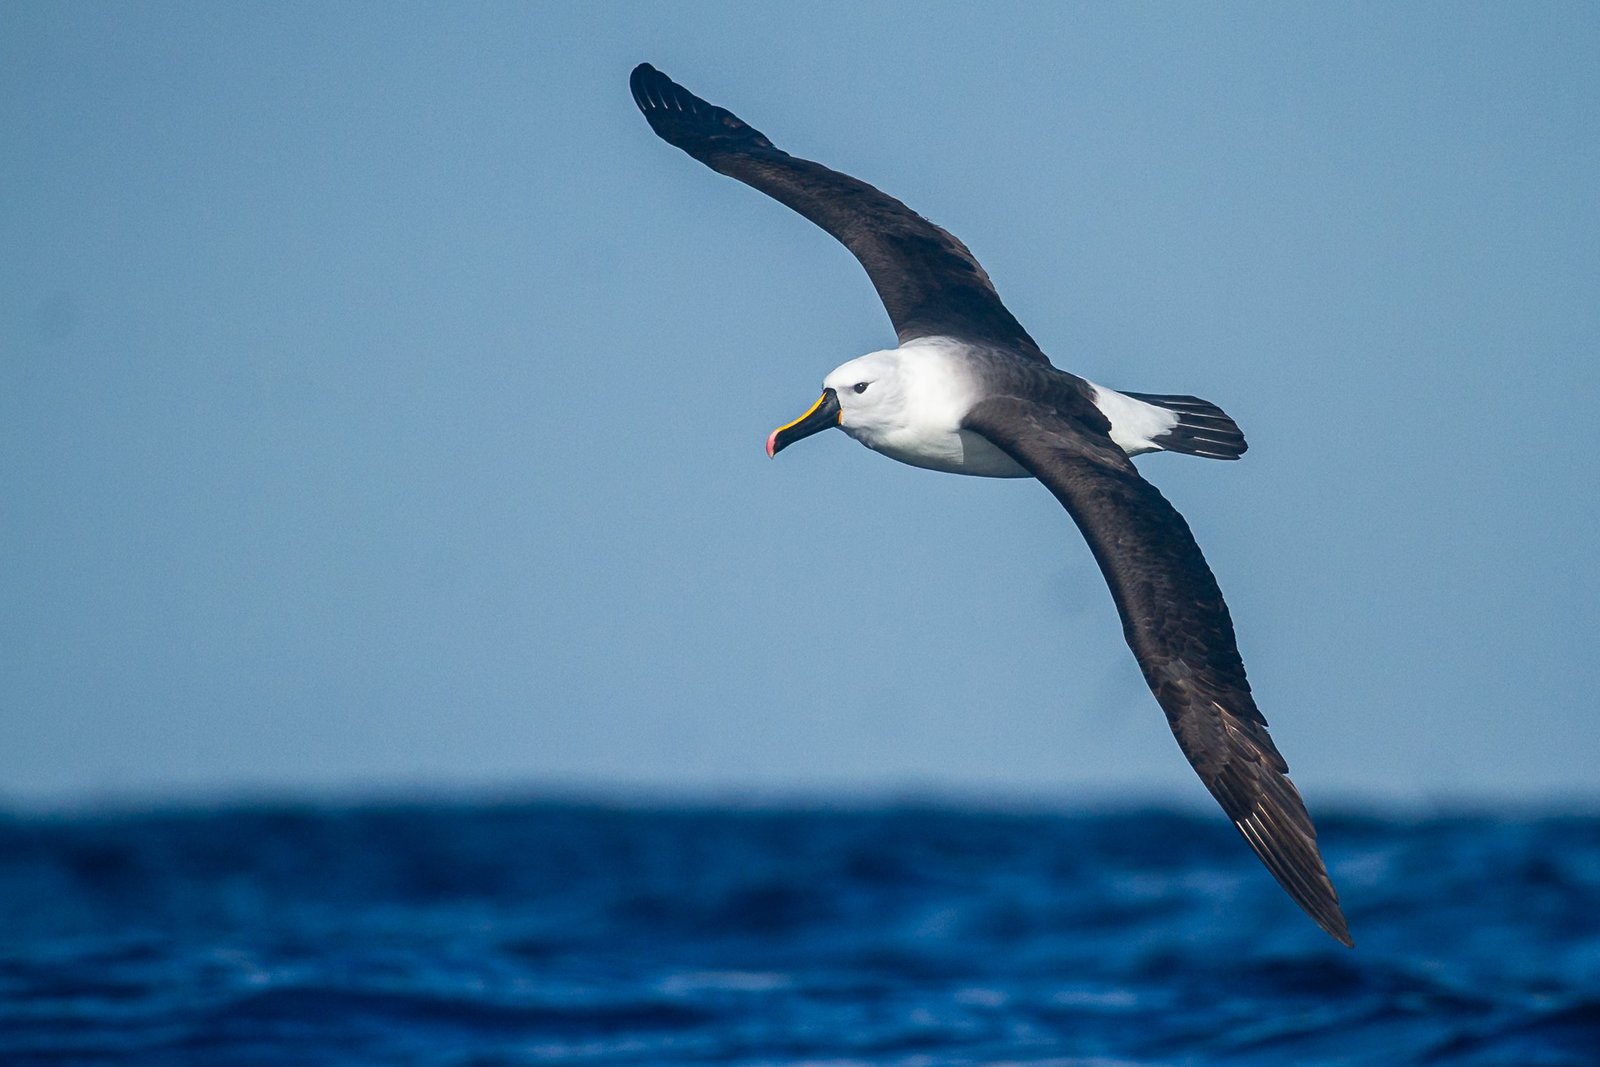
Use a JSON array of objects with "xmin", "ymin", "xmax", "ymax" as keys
[
  {"xmin": 630, "ymin": 63, "xmax": 1048, "ymax": 361},
  {"xmin": 963, "ymin": 395, "xmax": 1352, "ymax": 947}
]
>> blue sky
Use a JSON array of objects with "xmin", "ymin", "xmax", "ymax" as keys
[{"xmin": 2, "ymin": 3, "xmax": 1596, "ymax": 808}]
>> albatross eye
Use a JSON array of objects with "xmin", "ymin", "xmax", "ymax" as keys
[{"xmin": 852, "ymin": 382, "xmax": 869, "ymax": 394}]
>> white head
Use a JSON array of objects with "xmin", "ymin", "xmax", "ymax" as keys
[
  {"xmin": 825, "ymin": 350, "xmax": 908, "ymax": 444},
  {"xmin": 766, "ymin": 349, "xmax": 907, "ymax": 457}
]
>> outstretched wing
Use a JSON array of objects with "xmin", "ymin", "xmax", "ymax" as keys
[
  {"xmin": 630, "ymin": 63, "xmax": 1048, "ymax": 361},
  {"xmin": 962, "ymin": 395, "xmax": 1352, "ymax": 947}
]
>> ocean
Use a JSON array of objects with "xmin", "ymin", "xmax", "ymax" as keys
[{"xmin": 2, "ymin": 801, "xmax": 1597, "ymax": 1065}]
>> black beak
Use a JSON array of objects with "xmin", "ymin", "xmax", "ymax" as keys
[{"xmin": 766, "ymin": 388, "xmax": 841, "ymax": 457}]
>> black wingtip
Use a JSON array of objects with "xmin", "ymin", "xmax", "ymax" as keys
[
  {"xmin": 1232, "ymin": 800, "xmax": 1354, "ymax": 948},
  {"xmin": 629, "ymin": 62, "xmax": 703, "ymax": 120},
  {"xmin": 1310, "ymin": 887, "xmax": 1355, "ymax": 948},
  {"xmin": 628, "ymin": 63, "xmax": 777, "ymax": 158},
  {"xmin": 629, "ymin": 62, "xmax": 666, "ymax": 112},
  {"xmin": 1320, "ymin": 908, "xmax": 1355, "ymax": 948}
]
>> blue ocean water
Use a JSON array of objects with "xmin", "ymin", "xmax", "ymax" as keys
[{"xmin": 2, "ymin": 802, "xmax": 1598, "ymax": 1066}]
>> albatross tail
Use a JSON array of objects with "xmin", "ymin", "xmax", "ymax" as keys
[{"xmin": 1119, "ymin": 390, "xmax": 1249, "ymax": 461}]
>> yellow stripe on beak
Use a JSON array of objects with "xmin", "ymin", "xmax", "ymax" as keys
[
  {"xmin": 767, "ymin": 388, "xmax": 843, "ymax": 458},
  {"xmin": 772, "ymin": 391, "xmax": 835, "ymax": 436}
]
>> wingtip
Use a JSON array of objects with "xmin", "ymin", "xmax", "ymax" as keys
[
  {"xmin": 627, "ymin": 65, "xmax": 775, "ymax": 156},
  {"xmin": 629, "ymin": 62, "xmax": 662, "ymax": 111},
  {"xmin": 1312, "ymin": 895, "xmax": 1355, "ymax": 948},
  {"xmin": 1231, "ymin": 795, "xmax": 1354, "ymax": 949},
  {"xmin": 1318, "ymin": 897, "xmax": 1355, "ymax": 948},
  {"xmin": 1295, "ymin": 881, "xmax": 1355, "ymax": 948},
  {"xmin": 1320, "ymin": 911, "xmax": 1355, "ymax": 948},
  {"xmin": 629, "ymin": 62, "xmax": 692, "ymax": 119},
  {"xmin": 629, "ymin": 62, "xmax": 661, "ymax": 94}
]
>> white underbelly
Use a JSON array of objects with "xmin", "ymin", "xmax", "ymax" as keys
[{"xmin": 864, "ymin": 427, "xmax": 1030, "ymax": 478}]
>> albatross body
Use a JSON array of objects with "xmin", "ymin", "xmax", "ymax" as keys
[{"xmin": 630, "ymin": 64, "xmax": 1351, "ymax": 947}]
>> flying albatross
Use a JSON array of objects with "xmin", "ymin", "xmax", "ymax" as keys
[{"xmin": 630, "ymin": 63, "xmax": 1351, "ymax": 947}]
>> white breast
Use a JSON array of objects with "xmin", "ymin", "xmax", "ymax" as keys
[{"xmin": 833, "ymin": 337, "xmax": 1031, "ymax": 479}]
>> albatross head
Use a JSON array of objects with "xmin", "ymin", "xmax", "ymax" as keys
[{"xmin": 766, "ymin": 350, "xmax": 905, "ymax": 458}]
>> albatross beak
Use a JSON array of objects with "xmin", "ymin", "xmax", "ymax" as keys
[{"xmin": 766, "ymin": 388, "xmax": 841, "ymax": 458}]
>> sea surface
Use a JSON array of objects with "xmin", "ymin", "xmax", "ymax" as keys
[{"xmin": 2, "ymin": 801, "xmax": 1598, "ymax": 1066}]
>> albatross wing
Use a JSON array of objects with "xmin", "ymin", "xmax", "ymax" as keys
[
  {"xmin": 630, "ymin": 63, "xmax": 1048, "ymax": 361},
  {"xmin": 962, "ymin": 395, "xmax": 1353, "ymax": 947}
]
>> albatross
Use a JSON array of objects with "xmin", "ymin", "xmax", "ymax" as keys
[{"xmin": 630, "ymin": 63, "xmax": 1351, "ymax": 947}]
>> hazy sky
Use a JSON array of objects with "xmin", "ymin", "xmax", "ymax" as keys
[{"xmin": 3, "ymin": 3, "xmax": 1596, "ymax": 808}]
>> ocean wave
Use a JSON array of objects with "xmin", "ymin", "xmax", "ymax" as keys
[{"xmin": 2, "ymin": 803, "xmax": 1597, "ymax": 1064}]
